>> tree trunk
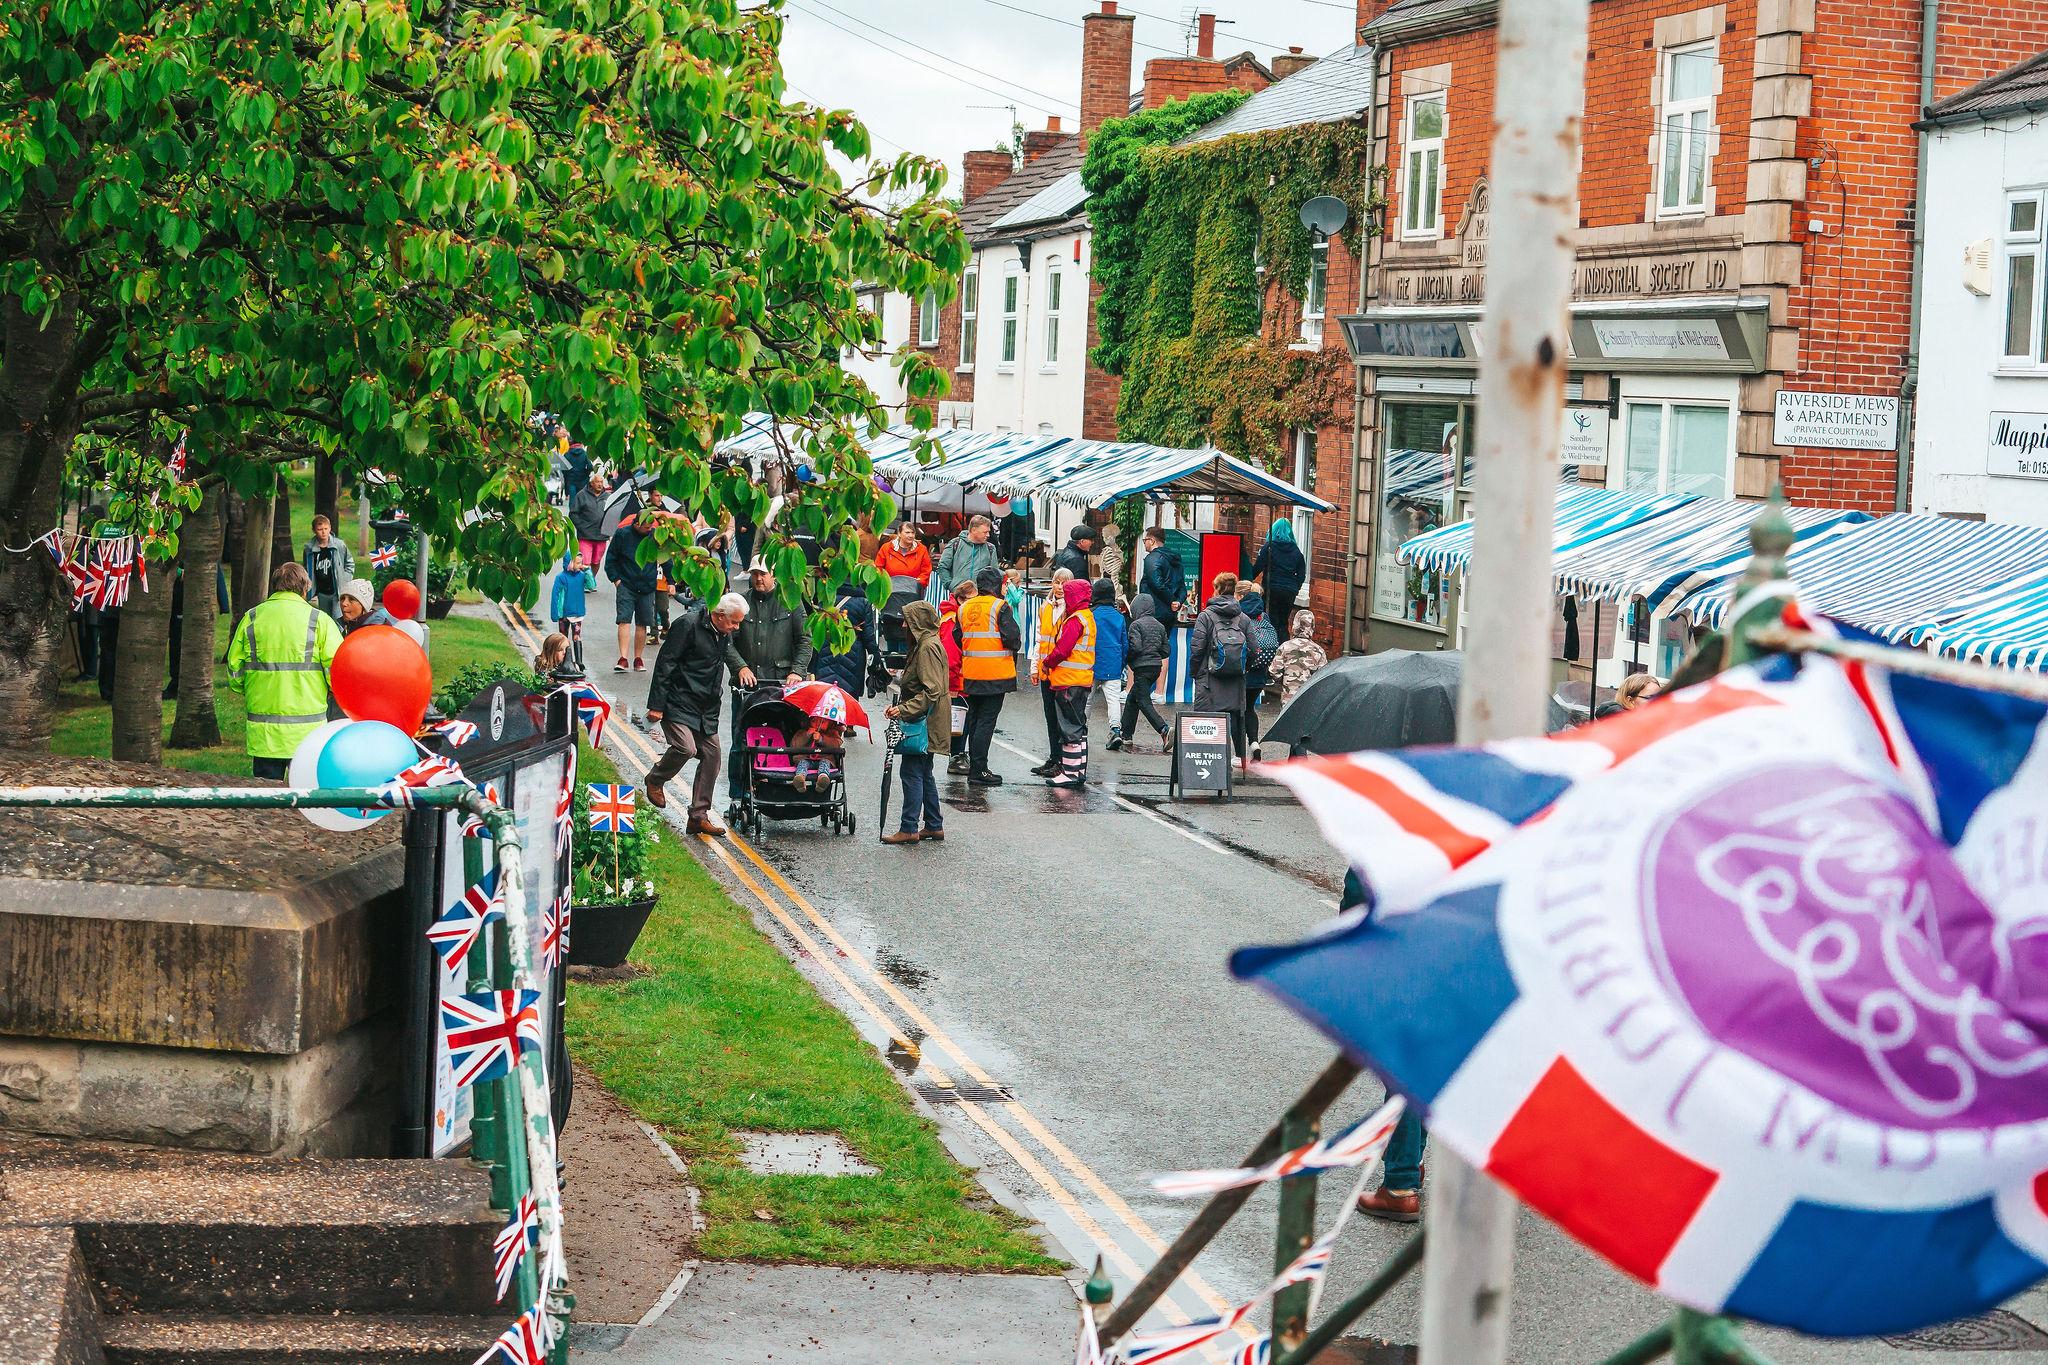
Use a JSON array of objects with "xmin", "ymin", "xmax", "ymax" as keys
[
  {"xmin": 314, "ymin": 451, "xmax": 340, "ymax": 531},
  {"xmin": 234, "ymin": 485, "xmax": 275, "ymax": 632},
  {"xmin": 170, "ymin": 485, "xmax": 225, "ymax": 750},
  {"xmin": 270, "ymin": 483, "xmax": 294, "ymax": 578},
  {"xmin": 110, "ymin": 558, "xmax": 173, "ymax": 764}
]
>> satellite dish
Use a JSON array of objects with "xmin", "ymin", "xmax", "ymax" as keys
[{"xmin": 1298, "ymin": 195, "xmax": 1350, "ymax": 240}]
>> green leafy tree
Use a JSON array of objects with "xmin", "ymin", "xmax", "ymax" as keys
[{"xmin": 1, "ymin": 0, "xmax": 961, "ymax": 748}]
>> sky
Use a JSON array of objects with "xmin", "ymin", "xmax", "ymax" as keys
[{"xmin": 777, "ymin": 0, "xmax": 1360, "ymax": 188}]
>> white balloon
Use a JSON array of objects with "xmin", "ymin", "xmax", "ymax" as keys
[
  {"xmin": 287, "ymin": 719, "xmax": 380, "ymax": 832},
  {"xmin": 392, "ymin": 618, "xmax": 427, "ymax": 647}
]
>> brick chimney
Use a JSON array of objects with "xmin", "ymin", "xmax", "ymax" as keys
[
  {"xmin": 1272, "ymin": 46, "xmax": 1316, "ymax": 80},
  {"xmin": 1195, "ymin": 13, "xmax": 1217, "ymax": 59},
  {"xmin": 1080, "ymin": 1, "xmax": 1136, "ymax": 148},
  {"xmin": 1021, "ymin": 115, "xmax": 1073, "ymax": 161},
  {"xmin": 963, "ymin": 149, "xmax": 1014, "ymax": 202},
  {"xmin": 1356, "ymin": 0, "xmax": 1399, "ymax": 37}
]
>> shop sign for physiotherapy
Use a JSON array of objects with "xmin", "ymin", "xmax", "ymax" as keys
[
  {"xmin": 1772, "ymin": 391, "xmax": 1900, "ymax": 452},
  {"xmin": 1170, "ymin": 712, "xmax": 1234, "ymax": 800},
  {"xmin": 1989, "ymin": 411, "xmax": 2048, "ymax": 481},
  {"xmin": 1562, "ymin": 404, "xmax": 1609, "ymax": 469}
]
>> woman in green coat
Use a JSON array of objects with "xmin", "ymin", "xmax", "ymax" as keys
[{"xmin": 882, "ymin": 601, "xmax": 952, "ymax": 845}]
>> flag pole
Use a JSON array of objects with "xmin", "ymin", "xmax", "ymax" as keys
[{"xmin": 1419, "ymin": 0, "xmax": 1588, "ymax": 1359}]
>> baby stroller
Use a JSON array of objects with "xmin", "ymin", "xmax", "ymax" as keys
[
  {"xmin": 731, "ymin": 686, "xmax": 854, "ymax": 842},
  {"xmin": 877, "ymin": 574, "xmax": 925, "ymax": 676}
]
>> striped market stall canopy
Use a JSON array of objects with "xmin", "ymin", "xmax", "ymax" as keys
[
  {"xmin": 1396, "ymin": 484, "xmax": 1696, "ymax": 577},
  {"xmin": 1674, "ymin": 514, "xmax": 2048, "ymax": 639},
  {"xmin": 1552, "ymin": 500, "xmax": 1869, "ymax": 611},
  {"xmin": 1925, "ymin": 567, "xmax": 2048, "ymax": 668}
]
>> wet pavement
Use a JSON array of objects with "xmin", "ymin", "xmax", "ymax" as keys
[{"xmin": 500, "ymin": 593, "xmax": 2048, "ymax": 1364}]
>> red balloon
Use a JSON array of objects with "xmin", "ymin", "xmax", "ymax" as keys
[
  {"xmin": 382, "ymin": 578, "xmax": 422, "ymax": 619},
  {"xmin": 330, "ymin": 625, "xmax": 433, "ymax": 734}
]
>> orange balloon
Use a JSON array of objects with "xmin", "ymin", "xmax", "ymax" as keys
[
  {"xmin": 382, "ymin": 578, "xmax": 422, "ymax": 619},
  {"xmin": 330, "ymin": 625, "xmax": 433, "ymax": 733}
]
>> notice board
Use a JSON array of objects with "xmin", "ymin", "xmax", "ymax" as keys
[{"xmin": 1170, "ymin": 711, "xmax": 1234, "ymax": 800}]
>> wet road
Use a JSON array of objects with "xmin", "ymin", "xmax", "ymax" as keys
[{"xmin": 502, "ymin": 593, "xmax": 2048, "ymax": 1364}]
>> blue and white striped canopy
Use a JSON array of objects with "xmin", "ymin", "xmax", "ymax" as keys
[
  {"xmin": 1383, "ymin": 445, "xmax": 1455, "ymax": 502},
  {"xmin": 1925, "ymin": 567, "xmax": 2048, "ymax": 669},
  {"xmin": 1396, "ymin": 485, "xmax": 1696, "ymax": 577},
  {"xmin": 975, "ymin": 438, "xmax": 1333, "ymax": 511},
  {"xmin": 1552, "ymin": 500, "xmax": 1869, "ymax": 610},
  {"xmin": 1674, "ymin": 515, "xmax": 2048, "ymax": 639}
]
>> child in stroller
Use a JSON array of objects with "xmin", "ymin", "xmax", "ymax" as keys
[
  {"xmin": 732, "ymin": 688, "xmax": 856, "ymax": 839},
  {"xmin": 789, "ymin": 717, "xmax": 847, "ymax": 792}
]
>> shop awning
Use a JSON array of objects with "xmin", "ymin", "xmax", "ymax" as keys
[
  {"xmin": 1924, "ymin": 567, "xmax": 2048, "ymax": 668},
  {"xmin": 1552, "ymin": 500, "xmax": 1869, "ymax": 610},
  {"xmin": 1673, "ymin": 515, "xmax": 2048, "ymax": 639},
  {"xmin": 1397, "ymin": 484, "xmax": 1695, "ymax": 577},
  {"xmin": 975, "ymin": 439, "xmax": 1333, "ymax": 511}
]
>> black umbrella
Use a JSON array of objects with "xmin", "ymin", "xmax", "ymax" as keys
[
  {"xmin": 878, "ymin": 686, "xmax": 901, "ymax": 836},
  {"xmin": 597, "ymin": 471, "xmax": 661, "ymax": 537},
  {"xmin": 1264, "ymin": 650, "xmax": 1463, "ymax": 757}
]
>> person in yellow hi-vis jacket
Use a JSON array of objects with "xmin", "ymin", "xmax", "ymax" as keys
[{"xmin": 227, "ymin": 562, "xmax": 343, "ymax": 779}]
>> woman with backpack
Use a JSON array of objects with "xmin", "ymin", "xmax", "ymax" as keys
[
  {"xmin": 1237, "ymin": 582, "xmax": 1281, "ymax": 762},
  {"xmin": 1189, "ymin": 571, "xmax": 1253, "ymax": 771}
]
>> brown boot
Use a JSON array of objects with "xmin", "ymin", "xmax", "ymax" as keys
[
  {"xmin": 920, "ymin": 829, "xmax": 945, "ymax": 841},
  {"xmin": 686, "ymin": 813, "xmax": 726, "ymax": 836},
  {"xmin": 1357, "ymin": 1186, "xmax": 1421, "ymax": 1223},
  {"xmin": 643, "ymin": 781, "xmax": 667, "ymax": 809},
  {"xmin": 879, "ymin": 831, "xmax": 921, "ymax": 846}
]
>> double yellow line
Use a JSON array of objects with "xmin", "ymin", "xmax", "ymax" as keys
[{"xmin": 498, "ymin": 602, "xmax": 1250, "ymax": 1349}]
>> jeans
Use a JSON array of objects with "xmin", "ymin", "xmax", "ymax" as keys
[
  {"xmin": 648, "ymin": 717, "xmax": 722, "ymax": 820},
  {"xmin": 1120, "ymin": 663, "xmax": 1169, "ymax": 738},
  {"xmin": 898, "ymin": 752, "xmax": 943, "ymax": 832},
  {"xmin": 963, "ymin": 692, "xmax": 1004, "ymax": 772},
  {"xmin": 1383, "ymin": 1100, "xmax": 1426, "ymax": 1191}
]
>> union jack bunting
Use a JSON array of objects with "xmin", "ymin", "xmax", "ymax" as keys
[
  {"xmin": 586, "ymin": 783, "xmax": 635, "ymax": 833},
  {"xmin": 570, "ymin": 682, "xmax": 611, "ymax": 748},
  {"xmin": 554, "ymin": 766, "xmax": 574, "ymax": 860},
  {"xmin": 460, "ymin": 780, "xmax": 503, "ymax": 838},
  {"xmin": 370, "ymin": 544, "xmax": 400, "ymax": 569},
  {"xmin": 441, "ymin": 988, "xmax": 542, "ymax": 1088},
  {"xmin": 540, "ymin": 893, "xmax": 569, "ymax": 974},
  {"xmin": 474, "ymin": 1306, "xmax": 549, "ymax": 1365},
  {"xmin": 1227, "ymin": 1338, "xmax": 1271, "ymax": 1365},
  {"xmin": 427, "ymin": 871, "xmax": 504, "ymax": 971},
  {"xmin": 1073, "ymin": 1298, "xmax": 1102, "ymax": 1365},
  {"xmin": 1150, "ymin": 1096, "xmax": 1405, "ymax": 1199},
  {"xmin": 434, "ymin": 718, "xmax": 480, "ymax": 747},
  {"xmin": 377, "ymin": 753, "xmax": 467, "ymax": 807},
  {"xmin": 47, "ymin": 534, "xmax": 91, "ymax": 608},
  {"xmin": 167, "ymin": 429, "xmax": 188, "ymax": 480},
  {"xmin": 491, "ymin": 1194, "xmax": 542, "ymax": 1300},
  {"xmin": 1119, "ymin": 1303, "xmax": 1253, "ymax": 1364}
]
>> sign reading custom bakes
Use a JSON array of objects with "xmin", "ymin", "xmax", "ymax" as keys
[{"xmin": 1988, "ymin": 411, "xmax": 2048, "ymax": 481}]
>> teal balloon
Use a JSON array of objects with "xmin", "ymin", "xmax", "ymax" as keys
[{"xmin": 315, "ymin": 720, "xmax": 416, "ymax": 819}]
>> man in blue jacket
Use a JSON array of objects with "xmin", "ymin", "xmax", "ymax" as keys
[
  {"xmin": 604, "ymin": 510, "xmax": 659, "ymax": 672},
  {"xmin": 1088, "ymin": 578, "xmax": 1129, "ymax": 749},
  {"xmin": 1139, "ymin": 526, "xmax": 1185, "ymax": 628}
]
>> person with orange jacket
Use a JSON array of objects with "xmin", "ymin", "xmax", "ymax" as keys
[
  {"xmin": 939, "ymin": 579, "xmax": 970, "ymax": 774},
  {"xmin": 873, "ymin": 521, "xmax": 932, "ymax": 589},
  {"xmin": 1034, "ymin": 576, "xmax": 1097, "ymax": 789}
]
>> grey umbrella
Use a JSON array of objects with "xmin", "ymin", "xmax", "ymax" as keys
[
  {"xmin": 597, "ymin": 471, "xmax": 661, "ymax": 537},
  {"xmin": 1264, "ymin": 650, "xmax": 1463, "ymax": 757}
]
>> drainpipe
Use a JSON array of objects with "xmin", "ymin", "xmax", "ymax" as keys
[{"xmin": 1897, "ymin": 0, "xmax": 1939, "ymax": 512}]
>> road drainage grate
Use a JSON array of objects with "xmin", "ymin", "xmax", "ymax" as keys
[
  {"xmin": 1882, "ymin": 1311, "xmax": 2048, "ymax": 1351},
  {"xmin": 916, "ymin": 1081, "xmax": 1014, "ymax": 1104}
]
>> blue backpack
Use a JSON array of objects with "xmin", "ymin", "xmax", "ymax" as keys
[{"xmin": 1208, "ymin": 615, "xmax": 1249, "ymax": 679}]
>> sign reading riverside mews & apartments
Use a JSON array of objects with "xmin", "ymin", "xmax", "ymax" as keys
[
  {"xmin": 1989, "ymin": 412, "xmax": 2048, "ymax": 481},
  {"xmin": 1772, "ymin": 391, "xmax": 1900, "ymax": 452}
]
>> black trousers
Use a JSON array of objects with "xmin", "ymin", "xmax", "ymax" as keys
[
  {"xmin": 1120, "ymin": 663, "xmax": 1169, "ymax": 738},
  {"xmin": 1040, "ymin": 680, "xmax": 1059, "ymax": 759},
  {"xmin": 964, "ymin": 692, "xmax": 1004, "ymax": 772},
  {"xmin": 1267, "ymin": 588, "xmax": 1299, "ymax": 638}
]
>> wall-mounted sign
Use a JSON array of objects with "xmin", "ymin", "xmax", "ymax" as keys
[
  {"xmin": 1381, "ymin": 244, "xmax": 1738, "ymax": 309},
  {"xmin": 1772, "ymin": 391, "xmax": 1899, "ymax": 452},
  {"xmin": 1562, "ymin": 405, "xmax": 1609, "ymax": 468},
  {"xmin": 1588, "ymin": 319, "xmax": 1730, "ymax": 362},
  {"xmin": 1989, "ymin": 411, "xmax": 2048, "ymax": 481}
]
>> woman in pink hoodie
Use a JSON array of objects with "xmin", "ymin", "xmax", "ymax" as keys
[{"xmin": 1034, "ymin": 577, "xmax": 1098, "ymax": 788}]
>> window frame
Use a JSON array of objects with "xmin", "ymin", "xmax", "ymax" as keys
[
  {"xmin": 958, "ymin": 266, "xmax": 979, "ymax": 372},
  {"xmin": 1042, "ymin": 262, "xmax": 1063, "ymax": 370},
  {"xmin": 1401, "ymin": 93, "xmax": 1447, "ymax": 242},
  {"xmin": 1300, "ymin": 238, "xmax": 1330, "ymax": 346},
  {"xmin": 1619, "ymin": 397, "xmax": 1734, "ymax": 498},
  {"xmin": 1654, "ymin": 40, "xmax": 1716, "ymax": 220},
  {"xmin": 999, "ymin": 263, "xmax": 1021, "ymax": 369},
  {"xmin": 2003, "ymin": 189, "xmax": 2047, "ymax": 371},
  {"xmin": 918, "ymin": 287, "xmax": 940, "ymax": 348}
]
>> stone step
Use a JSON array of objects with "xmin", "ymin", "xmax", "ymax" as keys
[
  {"xmin": 0, "ymin": 1139, "xmax": 500, "ymax": 1316},
  {"xmin": 99, "ymin": 1313, "xmax": 504, "ymax": 1365},
  {"xmin": 0, "ymin": 1227, "xmax": 107, "ymax": 1364}
]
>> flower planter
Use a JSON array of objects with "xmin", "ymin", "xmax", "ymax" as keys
[
  {"xmin": 566, "ymin": 895, "xmax": 657, "ymax": 969},
  {"xmin": 425, "ymin": 597, "xmax": 456, "ymax": 620}
]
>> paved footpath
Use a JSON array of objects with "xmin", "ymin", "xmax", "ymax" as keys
[{"xmin": 505, "ymin": 583, "xmax": 2048, "ymax": 1365}]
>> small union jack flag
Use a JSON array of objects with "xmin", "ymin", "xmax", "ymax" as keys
[
  {"xmin": 460, "ymin": 780, "xmax": 503, "ymax": 838},
  {"xmin": 586, "ymin": 783, "xmax": 635, "ymax": 833},
  {"xmin": 1150, "ymin": 1096, "xmax": 1406, "ymax": 1200},
  {"xmin": 1275, "ymin": 1223, "xmax": 1337, "ymax": 1289},
  {"xmin": 1121, "ymin": 1304, "xmax": 1254, "ymax": 1364},
  {"xmin": 167, "ymin": 429, "xmax": 188, "ymax": 480},
  {"xmin": 475, "ymin": 1305, "xmax": 549, "ymax": 1365},
  {"xmin": 491, "ymin": 1193, "xmax": 542, "ymax": 1300},
  {"xmin": 1228, "ymin": 1337, "xmax": 1272, "ymax": 1365},
  {"xmin": 377, "ymin": 752, "xmax": 466, "ymax": 806},
  {"xmin": 434, "ymin": 718, "xmax": 480, "ymax": 747},
  {"xmin": 370, "ymin": 543, "xmax": 400, "ymax": 569},
  {"xmin": 540, "ymin": 893, "xmax": 569, "ymax": 974},
  {"xmin": 441, "ymin": 988, "xmax": 542, "ymax": 1088},
  {"xmin": 554, "ymin": 769, "xmax": 574, "ymax": 860},
  {"xmin": 427, "ymin": 871, "xmax": 504, "ymax": 971},
  {"xmin": 570, "ymin": 683, "xmax": 611, "ymax": 748},
  {"xmin": 1074, "ymin": 1299, "xmax": 1103, "ymax": 1365}
]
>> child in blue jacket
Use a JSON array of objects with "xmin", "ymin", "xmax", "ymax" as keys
[
  {"xmin": 1088, "ymin": 576, "xmax": 1130, "ymax": 747},
  {"xmin": 550, "ymin": 550, "xmax": 594, "ymax": 668}
]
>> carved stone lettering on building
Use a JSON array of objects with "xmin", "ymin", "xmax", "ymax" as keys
[{"xmin": 1383, "ymin": 245, "xmax": 1737, "ymax": 308}]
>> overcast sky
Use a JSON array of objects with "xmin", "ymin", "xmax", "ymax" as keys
[{"xmin": 778, "ymin": 0, "xmax": 1359, "ymax": 188}]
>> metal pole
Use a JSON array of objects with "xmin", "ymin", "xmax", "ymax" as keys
[
  {"xmin": 1421, "ymin": 0, "xmax": 1588, "ymax": 1359},
  {"xmin": 1272, "ymin": 1231, "xmax": 1425, "ymax": 1365}
]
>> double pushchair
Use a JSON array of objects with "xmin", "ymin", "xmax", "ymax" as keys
[{"xmin": 730, "ymin": 686, "xmax": 854, "ymax": 841}]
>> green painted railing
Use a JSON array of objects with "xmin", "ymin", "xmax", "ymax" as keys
[{"xmin": 0, "ymin": 782, "xmax": 571, "ymax": 1361}]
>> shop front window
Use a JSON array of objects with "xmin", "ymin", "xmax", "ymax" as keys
[
  {"xmin": 1372, "ymin": 401, "xmax": 1464, "ymax": 628},
  {"xmin": 1622, "ymin": 400, "xmax": 1730, "ymax": 497}
]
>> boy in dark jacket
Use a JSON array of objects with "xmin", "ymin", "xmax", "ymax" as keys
[
  {"xmin": 1115, "ymin": 593, "xmax": 1172, "ymax": 751},
  {"xmin": 1139, "ymin": 527, "xmax": 1186, "ymax": 627},
  {"xmin": 603, "ymin": 512, "xmax": 658, "ymax": 672}
]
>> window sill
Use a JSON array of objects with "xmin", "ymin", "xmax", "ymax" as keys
[
  {"xmin": 1994, "ymin": 367, "xmax": 2048, "ymax": 379},
  {"xmin": 1290, "ymin": 338, "xmax": 1321, "ymax": 352},
  {"xmin": 1039, "ymin": 364, "xmax": 1060, "ymax": 374},
  {"xmin": 1653, "ymin": 205, "xmax": 1710, "ymax": 223},
  {"xmin": 917, "ymin": 342, "xmax": 941, "ymax": 350},
  {"xmin": 955, "ymin": 364, "xmax": 976, "ymax": 375},
  {"xmin": 995, "ymin": 364, "xmax": 1018, "ymax": 374},
  {"xmin": 1369, "ymin": 612, "xmax": 1450, "ymax": 635},
  {"xmin": 1399, "ymin": 231, "xmax": 1444, "ymax": 245}
]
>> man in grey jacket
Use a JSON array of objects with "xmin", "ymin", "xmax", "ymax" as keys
[{"xmin": 935, "ymin": 514, "xmax": 1001, "ymax": 593}]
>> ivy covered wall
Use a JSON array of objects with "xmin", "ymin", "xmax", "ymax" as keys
[{"xmin": 1084, "ymin": 108, "xmax": 1381, "ymax": 472}]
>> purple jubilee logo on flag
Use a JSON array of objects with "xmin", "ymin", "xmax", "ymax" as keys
[
  {"xmin": 587, "ymin": 783, "xmax": 635, "ymax": 833},
  {"xmin": 442, "ymin": 988, "xmax": 543, "ymax": 1088},
  {"xmin": 1239, "ymin": 640, "xmax": 2048, "ymax": 1338}
]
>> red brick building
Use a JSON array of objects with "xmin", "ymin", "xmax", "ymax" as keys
[{"xmin": 1343, "ymin": 0, "xmax": 2048, "ymax": 659}]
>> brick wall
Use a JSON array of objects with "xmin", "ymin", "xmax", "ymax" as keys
[
  {"xmin": 1081, "ymin": 4, "xmax": 1137, "ymax": 148},
  {"xmin": 1139, "ymin": 55, "xmax": 1273, "ymax": 109}
]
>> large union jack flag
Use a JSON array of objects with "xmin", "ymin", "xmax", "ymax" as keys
[
  {"xmin": 474, "ymin": 1305, "xmax": 549, "ymax": 1365},
  {"xmin": 491, "ymin": 1193, "xmax": 542, "ymax": 1300},
  {"xmin": 554, "ymin": 768, "xmax": 574, "ymax": 860},
  {"xmin": 442, "ymin": 988, "xmax": 542, "ymax": 1088},
  {"xmin": 428, "ymin": 871, "xmax": 504, "ymax": 971},
  {"xmin": 586, "ymin": 783, "xmax": 635, "ymax": 833}
]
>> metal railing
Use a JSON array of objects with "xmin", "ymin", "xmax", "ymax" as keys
[{"xmin": 0, "ymin": 781, "xmax": 572, "ymax": 1360}]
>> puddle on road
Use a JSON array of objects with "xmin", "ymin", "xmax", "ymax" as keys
[{"xmin": 874, "ymin": 946, "xmax": 935, "ymax": 991}]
